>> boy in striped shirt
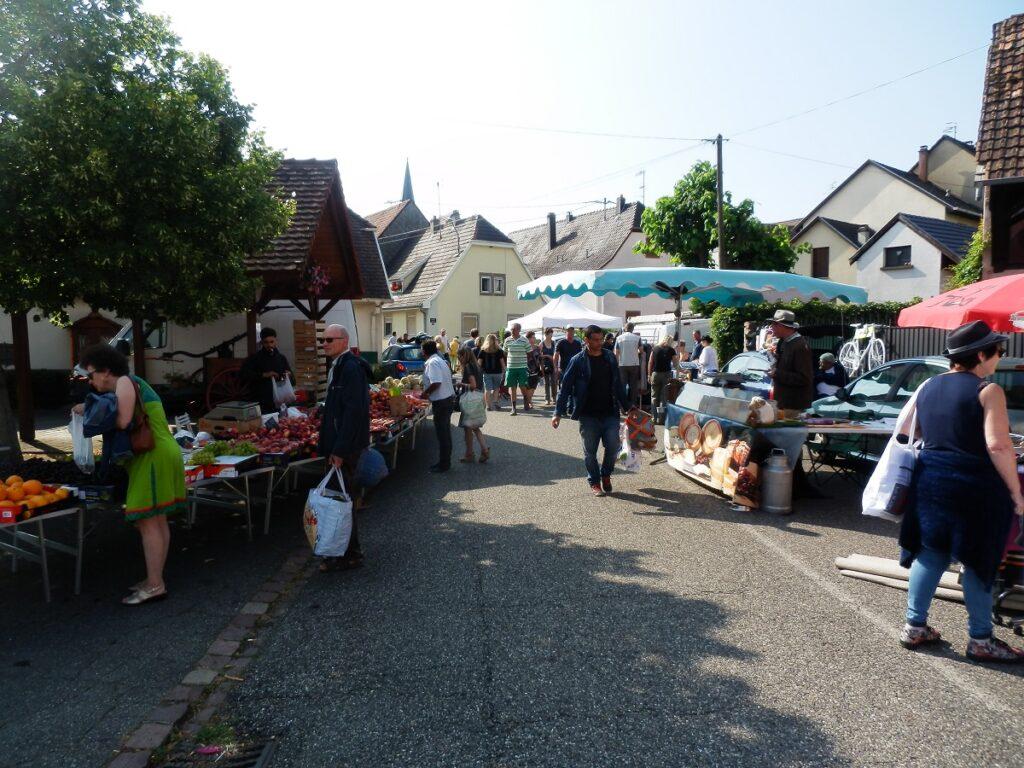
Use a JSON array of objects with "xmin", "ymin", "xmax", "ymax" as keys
[{"xmin": 502, "ymin": 323, "xmax": 532, "ymax": 415}]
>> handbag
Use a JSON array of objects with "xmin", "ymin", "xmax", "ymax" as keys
[
  {"xmin": 862, "ymin": 384, "xmax": 923, "ymax": 522},
  {"xmin": 129, "ymin": 379, "xmax": 155, "ymax": 453}
]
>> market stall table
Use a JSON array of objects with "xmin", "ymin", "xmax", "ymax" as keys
[{"xmin": 186, "ymin": 465, "xmax": 275, "ymax": 542}]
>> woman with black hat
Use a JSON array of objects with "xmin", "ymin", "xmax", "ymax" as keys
[{"xmin": 898, "ymin": 320, "xmax": 1024, "ymax": 662}]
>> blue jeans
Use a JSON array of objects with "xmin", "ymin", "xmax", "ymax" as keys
[
  {"xmin": 906, "ymin": 546, "xmax": 993, "ymax": 639},
  {"xmin": 578, "ymin": 415, "xmax": 620, "ymax": 485}
]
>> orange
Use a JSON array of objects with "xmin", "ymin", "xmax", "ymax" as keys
[
  {"xmin": 5, "ymin": 475, "xmax": 22, "ymax": 486},
  {"xmin": 26, "ymin": 496, "xmax": 45, "ymax": 509},
  {"xmin": 43, "ymin": 493, "xmax": 58, "ymax": 505},
  {"xmin": 22, "ymin": 480, "xmax": 43, "ymax": 496},
  {"xmin": 54, "ymin": 488, "xmax": 70, "ymax": 501},
  {"xmin": 0, "ymin": 486, "xmax": 7, "ymax": 502},
  {"xmin": 7, "ymin": 487, "xmax": 25, "ymax": 502}
]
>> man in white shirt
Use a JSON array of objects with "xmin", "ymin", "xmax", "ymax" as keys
[
  {"xmin": 420, "ymin": 338, "xmax": 456, "ymax": 472},
  {"xmin": 696, "ymin": 336, "xmax": 718, "ymax": 376},
  {"xmin": 386, "ymin": 332, "xmax": 398, "ymax": 348},
  {"xmin": 613, "ymin": 322, "xmax": 642, "ymax": 408}
]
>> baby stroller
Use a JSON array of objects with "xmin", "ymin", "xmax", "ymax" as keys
[{"xmin": 993, "ymin": 512, "xmax": 1024, "ymax": 635}]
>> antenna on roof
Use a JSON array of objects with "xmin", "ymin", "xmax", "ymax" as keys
[
  {"xmin": 636, "ymin": 170, "xmax": 646, "ymax": 206},
  {"xmin": 436, "ymin": 181, "xmax": 442, "ymax": 223},
  {"xmin": 943, "ymin": 122, "xmax": 957, "ymax": 139}
]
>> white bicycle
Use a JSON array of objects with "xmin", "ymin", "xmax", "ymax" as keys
[{"xmin": 837, "ymin": 323, "xmax": 886, "ymax": 379}]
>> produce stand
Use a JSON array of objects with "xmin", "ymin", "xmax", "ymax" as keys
[
  {"xmin": 186, "ymin": 466, "xmax": 275, "ymax": 542},
  {"xmin": 0, "ymin": 504, "xmax": 87, "ymax": 603}
]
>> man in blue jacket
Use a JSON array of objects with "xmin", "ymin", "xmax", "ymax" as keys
[
  {"xmin": 552, "ymin": 324, "xmax": 636, "ymax": 497},
  {"xmin": 318, "ymin": 324, "xmax": 369, "ymax": 571}
]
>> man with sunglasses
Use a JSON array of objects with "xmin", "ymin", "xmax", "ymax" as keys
[
  {"xmin": 317, "ymin": 324, "xmax": 368, "ymax": 571},
  {"xmin": 552, "ymin": 324, "xmax": 636, "ymax": 497},
  {"xmin": 241, "ymin": 327, "xmax": 293, "ymax": 414}
]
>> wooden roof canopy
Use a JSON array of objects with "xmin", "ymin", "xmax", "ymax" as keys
[{"xmin": 248, "ymin": 159, "xmax": 366, "ymax": 317}]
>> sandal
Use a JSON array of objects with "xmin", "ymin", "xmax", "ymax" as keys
[
  {"xmin": 479, "ymin": 448, "xmax": 490, "ymax": 463},
  {"xmin": 122, "ymin": 584, "xmax": 167, "ymax": 606}
]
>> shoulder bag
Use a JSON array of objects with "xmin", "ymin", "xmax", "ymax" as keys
[{"xmin": 129, "ymin": 378, "xmax": 155, "ymax": 453}]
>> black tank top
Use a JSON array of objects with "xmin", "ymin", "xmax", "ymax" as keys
[{"xmin": 917, "ymin": 371, "xmax": 989, "ymax": 458}]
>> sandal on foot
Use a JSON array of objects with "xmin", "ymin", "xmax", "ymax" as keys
[
  {"xmin": 479, "ymin": 448, "xmax": 490, "ymax": 463},
  {"xmin": 899, "ymin": 624, "xmax": 942, "ymax": 649},
  {"xmin": 122, "ymin": 584, "xmax": 167, "ymax": 606}
]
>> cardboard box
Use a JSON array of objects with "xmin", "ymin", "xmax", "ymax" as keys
[
  {"xmin": 205, "ymin": 454, "xmax": 260, "ymax": 478},
  {"xmin": 198, "ymin": 416, "xmax": 263, "ymax": 436},
  {"xmin": 184, "ymin": 465, "xmax": 205, "ymax": 485}
]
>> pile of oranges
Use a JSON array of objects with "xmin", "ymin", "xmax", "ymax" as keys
[{"xmin": 0, "ymin": 475, "xmax": 70, "ymax": 517}]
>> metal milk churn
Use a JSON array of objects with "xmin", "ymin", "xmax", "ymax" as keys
[{"xmin": 761, "ymin": 448, "xmax": 793, "ymax": 515}]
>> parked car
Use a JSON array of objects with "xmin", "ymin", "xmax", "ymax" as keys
[
  {"xmin": 811, "ymin": 356, "xmax": 1024, "ymax": 433},
  {"xmin": 379, "ymin": 343, "xmax": 426, "ymax": 377},
  {"xmin": 718, "ymin": 350, "xmax": 774, "ymax": 398}
]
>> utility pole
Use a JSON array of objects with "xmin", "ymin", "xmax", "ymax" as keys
[{"xmin": 715, "ymin": 134, "xmax": 725, "ymax": 269}]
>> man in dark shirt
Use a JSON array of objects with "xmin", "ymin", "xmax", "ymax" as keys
[
  {"xmin": 241, "ymin": 327, "xmax": 293, "ymax": 414},
  {"xmin": 552, "ymin": 324, "xmax": 634, "ymax": 497}
]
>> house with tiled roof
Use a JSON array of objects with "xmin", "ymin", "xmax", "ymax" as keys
[
  {"xmin": 849, "ymin": 213, "xmax": 976, "ymax": 301},
  {"xmin": 375, "ymin": 210, "xmax": 542, "ymax": 340},
  {"xmin": 510, "ymin": 197, "xmax": 676, "ymax": 321},
  {"xmin": 791, "ymin": 137, "xmax": 981, "ymax": 287},
  {"xmin": 977, "ymin": 12, "xmax": 1024, "ymax": 278}
]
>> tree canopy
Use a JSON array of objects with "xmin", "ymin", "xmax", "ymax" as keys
[
  {"xmin": 634, "ymin": 161, "xmax": 804, "ymax": 272},
  {"xmin": 0, "ymin": 0, "xmax": 292, "ymax": 325}
]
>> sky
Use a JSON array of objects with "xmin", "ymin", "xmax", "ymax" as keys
[{"xmin": 144, "ymin": 0, "xmax": 1019, "ymax": 234}]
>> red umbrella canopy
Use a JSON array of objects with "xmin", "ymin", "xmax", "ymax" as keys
[{"xmin": 897, "ymin": 273, "xmax": 1024, "ymax": 332}]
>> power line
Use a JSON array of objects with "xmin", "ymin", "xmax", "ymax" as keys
[
  {"xmin": 458, "ymin": 119, "xmax": 703, "ymax": 142},
  {"xmin": 730, "ymin": 140, "xmax": 856, "ymax": 169},
  {"xmin": 728, "ymin": 43, "xmax": 989, "ymax": 138}
]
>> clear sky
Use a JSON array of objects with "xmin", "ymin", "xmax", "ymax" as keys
[{"xmin": 144, "ymin": 0, "xmax": 1019, "ymax": 234}]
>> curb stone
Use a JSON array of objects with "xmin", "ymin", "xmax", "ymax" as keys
[{"xmin": 103, "ymin": 548, "xmax": 312, "ymax": 767}]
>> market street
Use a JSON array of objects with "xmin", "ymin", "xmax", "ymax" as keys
[{"xmin": 217, "ymin": 406, "xmax": 1024, "ymax": 768}]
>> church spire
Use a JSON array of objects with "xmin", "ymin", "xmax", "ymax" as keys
[{"xmin": 402, "ymin": 159, "xmax": 414, "ymax": 202}]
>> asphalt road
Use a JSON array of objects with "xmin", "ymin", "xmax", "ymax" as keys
[{"xmin": 223, "ymin": 405, "xmax": 1024, "ymax": 768}]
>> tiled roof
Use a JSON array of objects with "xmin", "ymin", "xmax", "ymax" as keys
[
  {"xmin": 347, "ymin": 208, "xmax": 391, "ymax": 301},
  {"xmin": 767, "ymin": 218, "xmax": 802, "ymax": 235},
  {"xmin": 364, "ymin": 200, "xmax": 411, "ymax": 235},
  {"xmin": 509, "ymin": 203, "xmax": 644, "ymax": 279},
  {"xmin": 874, "ymin": 162, "xmax": 982, "ymax": 216},
  {"xmin": 850, "ymin": 213, "xmax": 975, "ymax": 264},
  {"xmin": 382, "ymin": 215, "xmax": 514, "ymax": 310},
  {"xmin": 819, "ymin": 217, "xmax": 867, "ymax": 247},
  {"xmin": 977, "ymin": 14, "xmax": 1024, "ymax": 181},
  {"xmin": 250, "ymin": 159, "xmax": 339, "ymax": 274}
]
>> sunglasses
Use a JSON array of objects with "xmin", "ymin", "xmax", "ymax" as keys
[
  {"xmin": 996, "ymin": 347, "xmax": 1006, "ymax": 358},
  {"xmin": 321, "ymin": 336, "xmax": 342, "ymax": 343}
]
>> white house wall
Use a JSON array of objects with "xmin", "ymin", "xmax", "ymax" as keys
[
  {"xmin": 812, "ymin": 164, "xmax": 949, "ymax": 230},
  {"xmin": 793, "ymin": 222, "xmax": 858, "ymax": 284},
  {"xmin": 855, "ymin": 224, "xmax": 946, "ymax": 303}
]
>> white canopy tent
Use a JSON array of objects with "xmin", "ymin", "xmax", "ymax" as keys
[{"xmin": 505, "ymin": 294, "xmax": 620, "ymax": 331}]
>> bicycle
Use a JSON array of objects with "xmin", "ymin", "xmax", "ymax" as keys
[{"xmin": 837, "ymin": 323, "xmax": 886, "ymax": 379}]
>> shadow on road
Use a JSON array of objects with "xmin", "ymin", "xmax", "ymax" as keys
[{"xmin": 226, "ymin": 489, "xmax": 851, "ymax": 766}]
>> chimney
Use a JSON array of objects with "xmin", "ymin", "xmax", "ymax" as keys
[
  {"xmin": 547, "ymin": 212, "xmax": 556, "ymax": 249},
  {"xmin": 617, "ymin": 195, "xmax": 626, "ymax": 213},
  {"xmin": 917, "ymin": 145, "xmax": 928, "ymax": 181},
  {"xmin": 430, "ymin": 216, "xmax": 440, "ymax": 233},
  {"xmin": 566, "ymin": 211, "xmax": 574, "ymax": 222},
  {"xmin": 857, "ymin": 225, "xmax": 871, "ymax": 245},
  {"xmin": 449, "ymin": 209, "xmax": 460, "ymax": 224}
]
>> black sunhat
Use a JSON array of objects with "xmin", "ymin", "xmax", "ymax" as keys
[{"xmin": 944, "ymin": 320, "xmax": 1008, "ymax": 357}]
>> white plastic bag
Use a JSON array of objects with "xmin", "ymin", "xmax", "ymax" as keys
[
  {"xmin": 69, "ymin": 411, "xmax": 95, "ymax": 474},
  {"xmin": 272, "ymin": 376, "xmax": 297, "ymax": 407},
  {"xmin": 862, "ymin": 385, "xmax": 923, "ymax": 522},
  {"xmin": 616, "ymin": 422, "xmax": 642, "ymax": 473},
  {"xmin": 303, "ymin": 467, "xmax": 353, "ymax": 557},
  {"xmin": 458, "ymin": 390, "xmax": 487, "ymax": 429}
]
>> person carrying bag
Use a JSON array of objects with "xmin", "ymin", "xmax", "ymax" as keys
[
  {"xmin": 862, "ymin": 384, "xmax": 924, "ymax": 523},
  {"xmin": 303, "ymin": 467, "xmax": 353, "ymax": 558}
]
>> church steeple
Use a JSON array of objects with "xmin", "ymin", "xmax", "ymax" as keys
[{"xmin": 401, "ymin": 159, "xmax": 414, "ymax": 202}]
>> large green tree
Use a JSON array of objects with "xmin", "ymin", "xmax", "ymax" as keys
[
  {"xmin": 634, "ymin": 161, "xmax": 804, "ymax": 272},
  {"xmin": 0, "ymin": 0, "xmax": 292, "ymax": 453},
  {"xmin": 0, "ymin": 0, "xmax": 292, "ymax": 325}
]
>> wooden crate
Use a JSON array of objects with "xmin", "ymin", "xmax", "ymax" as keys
[{"xmin": 293, "ymin": 320, "xmax": 328, "ymax": 400}]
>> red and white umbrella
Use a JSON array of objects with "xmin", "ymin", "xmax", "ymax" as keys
[{"xmin": 897, "ymin": 273, "xmax": 1024, "ymax": 332}]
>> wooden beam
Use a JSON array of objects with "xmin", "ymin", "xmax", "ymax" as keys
[
  {"xmin": 11, "ymin": 311, "xmax": 34, "ymax": 442},
  {"xmin": 131, "ymin": 316, "xmax": 147, "ymax": 379},
  {"xmin": 289, "ymin": 299, "xmax": 314, "ymax": 320},
  {"xmin": 315, "ymin": 298, "xmax": 340, "ymax": 320},
  {"xmin": 246, "ymin": 309, "xmax": 258, "ymax": 355}
]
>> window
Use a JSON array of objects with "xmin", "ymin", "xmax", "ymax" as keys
[
  {"xmin": 847, "ymin": 363, "xmax": 908, "ymax": 402},
  {"xmin": 480, "ymin": 273, "xmax": 506, "ymax": 295},
  {"xmin": 811, "ymin": 247, "xmax": 829, "ymax": 279},
  {"xmin": 384, "ymin": 320, "xmax": 393, "ymax": 336},
  {"xmin": 894, "ymin": 364, "xmax": 943, "ymax": 402},
  {"xmin": 883, "ymin": 245, "xmax": 912, "ymax": 268},
  {"xmin": 461, "ymin": 313, "xmax": 479, "ymax": 338},
  {"xmin": 400, "ymin": 347, "xmax": 424, "ymax": 361},
  {"xmin": 405, "ymin": 312, "xmax": 417, "ymax": 332}
]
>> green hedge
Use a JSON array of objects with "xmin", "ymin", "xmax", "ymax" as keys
[
  {"xmin": 702, "ymin": 299, "xmax": 915, "ymax": 364},
  {"xmin": 4, "ymin": 368, "xmax": 73, "ymax": 409}
]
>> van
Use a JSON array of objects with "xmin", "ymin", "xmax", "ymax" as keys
[{"xmin": 630, "ymin": 313, "xmax": 711, "ymax": 346}]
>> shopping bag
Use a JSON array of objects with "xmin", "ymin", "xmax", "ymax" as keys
[
  {"xmin": 458, "ymin": 390, "xmax": 487, "ymax": 429},
  {"xmin": 355, "ymin": 448, "xmax": 389, "ymax": 488},
  {"xmin": 862, "ymin": 386, "xmax": 923, "ymax": 522},
  {"xmin": 272, "ymin": 376, "xmax": 297, "ymax": 407},
  {"xmin": 69, "ymin": 411, "xmax": 95, "ymax": 473},
  {"xmin": 625, "ymin": 409, "xmax": 658, "ymax": 451},
  {"xmin": 617, "ymin": 423, "xmax": 642, "ymax": 473},
  {"xmin": 303, "ymin": 467, "xmax": 353, "ymax": 557}
]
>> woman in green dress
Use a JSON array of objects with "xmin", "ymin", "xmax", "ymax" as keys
[{"xmin": 78, "ymin": 344, "xmax": 186, "ymax": 605}]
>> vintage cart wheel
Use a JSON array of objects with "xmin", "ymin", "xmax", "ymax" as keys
[{"xmin": 205, "ymin": 364, "xmax": 247, "ymax": 411}]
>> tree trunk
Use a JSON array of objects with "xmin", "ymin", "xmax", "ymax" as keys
[
  {"xmin": 132, "ymin": 316, "xmax": 147, "ymax": 379},
  {"xmin": 11, "ymin": 311, "xmax": 34, "ymax": 442},
  {"xmin": 0, "ymin": 367, "xmax": 22, "ymax": 464}
]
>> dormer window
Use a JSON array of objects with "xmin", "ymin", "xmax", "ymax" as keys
[{"xmin": 390, "ymin": 279, "xmax": 403, "ymax": 293}]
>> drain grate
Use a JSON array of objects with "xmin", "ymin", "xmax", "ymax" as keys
[{"xmin": 164, "ymin": 740, "xmax": 276, "ymax": 768}]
